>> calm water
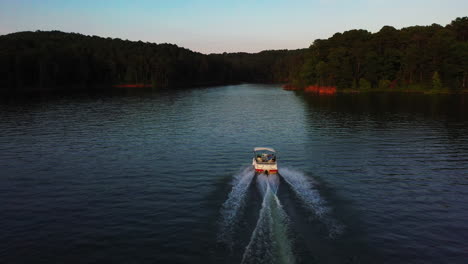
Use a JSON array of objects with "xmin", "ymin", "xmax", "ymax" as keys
[{"xmin": 1, "ymin": 84, "xmax": 467, "ymax": 264}]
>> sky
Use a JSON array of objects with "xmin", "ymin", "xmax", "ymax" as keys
[{"xmin": 0, "ymin": 0, "xmax": 466, "ymax": 54}]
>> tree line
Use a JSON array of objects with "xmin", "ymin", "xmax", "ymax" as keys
[
  {"xmin": 293, "ymin": 17, "xmax": 468, "ymax": 91},
  {"xmin": 0, "ymin": 30, "xmax": 303, "ymax": 93},
  {"xmin": 0, "ymin": 17, "xmax": 466, "ymax": 94}
]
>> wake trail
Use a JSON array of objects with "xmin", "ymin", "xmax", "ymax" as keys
[
  {"xmin": 241, "ymin": 174, "xmax": 295, "ymax": 264},
  {"xmin": 279, "ymin": 167, "xmax": 344, "ymax": 238},
  {"xmin": 218, "ymin": 166, "xmax": 255, "ymax": 244},
  {"xmin": 256, "ymin": 173, "xmax": 280, "ymax": 196}
]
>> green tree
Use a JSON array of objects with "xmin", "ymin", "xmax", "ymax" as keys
[
  {"xmin": 432, "ymin": 71, "xmax": 442, "ymax": 89},
  {"xmin": 359, "ymin": 78, "xmax": 371, "ymax": 90}
]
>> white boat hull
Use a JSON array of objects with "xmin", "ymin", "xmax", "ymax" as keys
[{"xmin": 252, "ymin": 158, "xmax": 278, "ymax": 174}]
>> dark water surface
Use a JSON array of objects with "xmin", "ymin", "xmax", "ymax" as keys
[{"xmin": 1, "ymin": 84, "xmax": 467, "ymax": 263}]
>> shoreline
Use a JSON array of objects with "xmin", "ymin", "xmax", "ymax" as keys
[{"xmin": 283, "ymin": 85, "xmax": 468, "ymax": 95}]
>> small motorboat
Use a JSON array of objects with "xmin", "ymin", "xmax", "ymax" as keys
[{"xmin": 252, "ymin": 147, "xmax": 278, "ymax": 175}]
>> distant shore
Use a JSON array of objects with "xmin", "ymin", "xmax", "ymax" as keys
[{"xmin": 283, "ymin": 84, "xmax": 468, "ymax": 95}]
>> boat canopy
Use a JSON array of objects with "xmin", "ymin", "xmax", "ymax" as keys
[{"xmin": 254, "ymin": 147, "xmax": 276, "ymax": 153}]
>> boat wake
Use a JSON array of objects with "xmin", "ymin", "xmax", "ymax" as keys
[
  {"xmin": 279, "ymin": 167, "xmax": 344, "ymax": 238},
  {"xmin": 218, "ymin": 166, "xmax": 343, "ymax": 262},
  {"xmin": 241, "ymin": 173, "xmax": 295, "ymax": 264},
  {"xmin": 256, "ymin": 172, "xmax": 280, "ymax": 196},
  {"xmin": 218, "ymin": 166, "xmax": 255, "ymax": 245}
]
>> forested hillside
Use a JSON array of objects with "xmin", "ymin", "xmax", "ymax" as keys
[
  {"xmin": 1, "ymin": 17, "xmax": 467, "ymax": 94},
  {"xmin": 215, "ymin": 49, "xmax": 305, "ymax": 84},
  {"xmin": 0, "ymin": 31, "xmax": 303, "ymax": 93},
  {"xmin": 294, "ymin": 17, "xmax": 468, "ymax": 91},
  {"xmin": 0, "ymin": 31, "xmax": 230, "ymax": 92}
]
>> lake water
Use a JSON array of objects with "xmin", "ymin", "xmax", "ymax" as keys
[{"xmin": 1, "ymin": 84, "xmax": 467, "ymax": 264}]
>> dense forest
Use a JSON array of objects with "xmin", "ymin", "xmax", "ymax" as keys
[
  {"xmin": 0, "ymin": 17, "xmax": 467, "ymax": 94},
  {"xmin": 0, "ymin": 31, "xmax": 303, "ymax": 93},
  {"xmin": 294, "ymin": 17, "xmax": 468, "ymax": 91}
]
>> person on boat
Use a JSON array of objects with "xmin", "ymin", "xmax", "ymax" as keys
[{"xmin": 256, "ymin": 155, "xmax": 262, "ymax": 163}]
